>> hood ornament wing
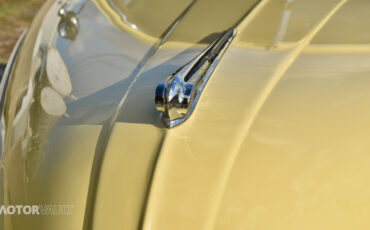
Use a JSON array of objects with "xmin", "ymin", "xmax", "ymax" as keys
[{"xmin": 155, "ymin": 28, "xmax": 237, "ymax": 128}]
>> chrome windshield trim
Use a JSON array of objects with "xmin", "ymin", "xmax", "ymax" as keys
[{"xmin": 155, "ymin": 28, "xmax": 236, "ymax": 128}]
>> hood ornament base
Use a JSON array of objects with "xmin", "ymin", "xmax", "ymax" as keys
[{"xmin": 155, "ymin": 28, "xmax": 237, "ymax": 128}]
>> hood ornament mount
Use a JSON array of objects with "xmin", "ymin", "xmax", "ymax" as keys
[{"xmin": 155, "ymin": 28, "xmax": 237, "ymax": 128}]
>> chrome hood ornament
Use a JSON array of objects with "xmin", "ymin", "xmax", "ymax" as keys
[
  {"xmin": 58, "ymin": 2, "xmax": 79, "ymax": 40},
  {"xmin": 155, "ymin": 28, "xmax": 237, "ymax": 128}
]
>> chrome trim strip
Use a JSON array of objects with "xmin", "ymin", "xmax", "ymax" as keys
[{"xmin": 155, "ymin": 28, "xmax": 237, "ymax": 128}]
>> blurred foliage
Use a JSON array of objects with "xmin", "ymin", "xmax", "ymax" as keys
[{"xmin": 0, "ymin": 0, "xmax": 45, "ymax": 62}]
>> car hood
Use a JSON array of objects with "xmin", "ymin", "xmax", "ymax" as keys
[{"xmin": 3, "ymin": 0, "xmax": 370, "ymax": 229}]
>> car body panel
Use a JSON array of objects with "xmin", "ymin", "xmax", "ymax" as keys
[{"xmin": 2, "ymin": 0, "xmax": 370, "ymax": 229}]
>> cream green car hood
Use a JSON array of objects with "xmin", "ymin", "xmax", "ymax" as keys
[{"xmin": 2, "ymin": 0, "xmax": 370, "ymax": 229}]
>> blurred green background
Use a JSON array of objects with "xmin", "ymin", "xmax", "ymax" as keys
[{"xmin": 0, "ymin": 0, "xmax": 45, "ymax": 63}]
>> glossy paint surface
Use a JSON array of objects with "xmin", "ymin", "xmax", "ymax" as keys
[{"xmin": 2, "ymin": 0, "xmax": 370, "ymax": 229}]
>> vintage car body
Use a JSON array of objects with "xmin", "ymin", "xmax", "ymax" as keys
[{"xmin": 2, "ymin": 0, "xmax": 370, "ymax": 229}]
